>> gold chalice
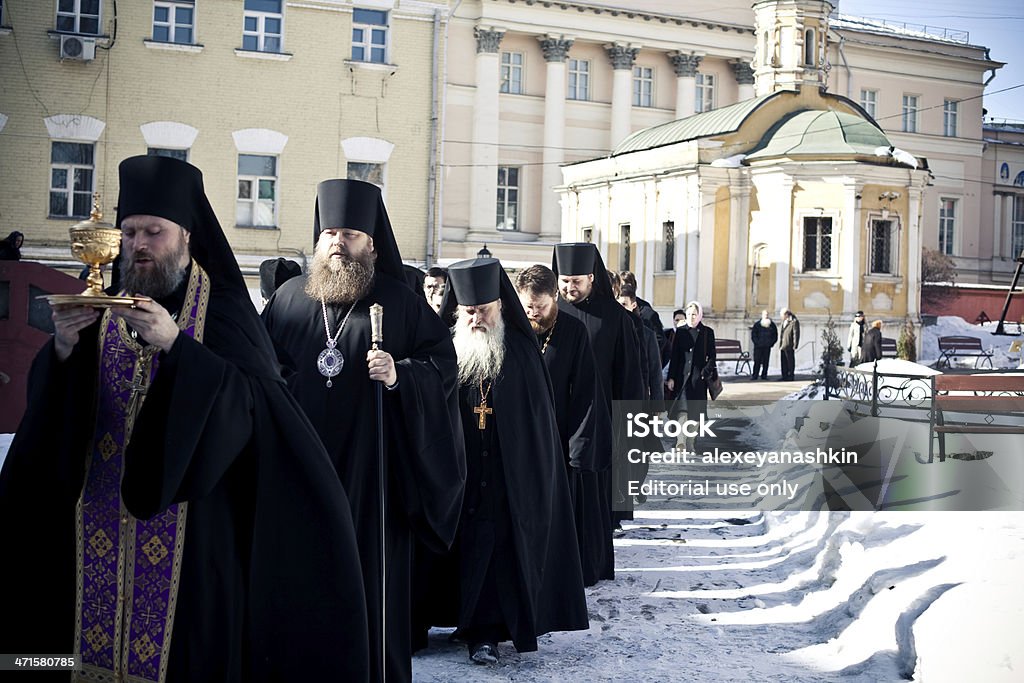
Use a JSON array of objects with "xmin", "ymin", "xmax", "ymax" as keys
[
  {"xmin": 71, "ymin": 199, "xmax": 121, "ymax": 296},
  {"xmin": 41, "ymin": 194, "xmax": 147, "ymax": 308}
]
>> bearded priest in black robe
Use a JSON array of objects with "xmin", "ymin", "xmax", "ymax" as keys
[
  {"xmin": 0, "ymin": 156, "xmax": 369, "ymax": 682},
  {"xmin": 514, "ymin": 264, "xmax": 611, "ymax": 587},
  {"xmin": 553, "ymin": 243, "xmax": 645, "ymax": 542},
  {"xmin": 428, "ymin": 258, "xmax": 588, "ymax": 665},
  {"xmin": 261, "ymin": 179, "xmax": 465, "ymax": 683}
]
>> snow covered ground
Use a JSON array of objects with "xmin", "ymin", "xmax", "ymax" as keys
[{"xmin": 3, "ymin": 318, "xmax": 1023, "ymax": 681}]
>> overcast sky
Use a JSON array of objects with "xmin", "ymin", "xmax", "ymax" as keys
[{"xmin": 840, "ymin": 0, "xmax": 1023, "ymax": 123}]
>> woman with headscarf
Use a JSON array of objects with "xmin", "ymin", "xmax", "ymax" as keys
[
  {"xmin": 0, "ymin": 231, "xmax": 24, "ymax": 260},
  {"xmin": 666, "ymin": 301, "xmax": 716, "ymax": 450}
]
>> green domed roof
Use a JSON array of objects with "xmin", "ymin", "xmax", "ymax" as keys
[{"xmin": 745, "ymin": 109, "xmax": 891, "ymax": 160}]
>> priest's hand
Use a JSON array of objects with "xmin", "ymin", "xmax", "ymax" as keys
[
  {"xmin": 52, "ymin": 304, "xmax": 101, "ymax": 362},
  {"xmin": 366, "ymin": 349, "xmax": 397, "ymax": 388},
  {"xmin": 115, "ymin": 299, "xmax": 180, "ymax": 352},
  {"xmin": 666, "ymin": 378, "xmax": 675, "ymax": 392}
]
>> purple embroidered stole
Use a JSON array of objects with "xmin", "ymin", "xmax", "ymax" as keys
[{"xmin": 75, "ymin": 263, "xmax": 209, "ymax": 683}]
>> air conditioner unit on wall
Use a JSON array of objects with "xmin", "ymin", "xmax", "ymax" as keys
[{"xmin": 60, "ymin": 35, "xmax": 96, "ymax": 61}]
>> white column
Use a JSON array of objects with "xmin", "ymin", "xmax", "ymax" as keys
[
  {"xmin": 697, "ymin": 173, "xmax": 722, "ymax": 312},
  {"xmin": 681, "ymin": 175, "xmax": 700, "ymax": 306},
  {"xmin": 469, "ymin": 27, "xmax": 503, "ymax": 234},
  {"xmin": 907, "ymin": 185, "xmax": 923, "ymax": 318},
  {"xmin": 1005, "ymin": 194, "xmax": 1016, "ymax": 258},
  {"xmin": 606, "ymin": 44, "xmax": 637, "ymax": 149},
  {"xmin": 539, "ymin": 36, "xmax": 573, "ymax": 240},
  {"xmin": 774, "ymin": 178, "xmax": 795, "ymax": 312},
  {"xmin": 725, "ymin": 175, "xmax": 751, "ymax": 314},
  {"xmin": 732, "ymin": 61, "xmax": 756, "ymax": 102},
  {"xmin": 669, "ymin": 52, "xmax": 701, "ymax": 119},
  {"xmin": 993, "ymin": 193, "xmax": 1003, "ymax": 260},
  {"xmin": 843, "ymin": 183, "xmax": 862, "ymax": 315}
]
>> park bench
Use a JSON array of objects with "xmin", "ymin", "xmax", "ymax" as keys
[
  {"xmin": 928, "ymin": 373, "xmax": 1024, "ymax": 462},
  {"xmin": 937, "ymin": 336, "xmax": 994, "ymax": 369},
  {"xmin": 715, "ymin": 338, "xmax": 751, "ymax": 375},
  {"xmin": 881, "ymin": 337, "xmax": 897, "ymax": 358}
]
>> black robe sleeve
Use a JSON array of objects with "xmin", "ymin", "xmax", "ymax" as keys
[
  {"xmin": 385, "ymin": 298, "xmax": 466, "ymax": 552},
  {"xmin": 564, "ymin": 323, "xmax": 604, "ymax": 471}
]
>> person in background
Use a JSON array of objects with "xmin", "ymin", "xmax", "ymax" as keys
[
  {"xmin": 259, "ymin": 257, "xmax": 302, "ymax": 305},
  {"xmin": 847, "ymin": 310, "xmax": 866, "ymax": 366},
  {"xmin": 423, "ymin": 266, "xmax": 448, "ymax": 314},
  {"xmin": 778, "ymin": 307, "xmax": 800, "ymax": 381},
  {"xmin": 862, "ymin": 319, "xmax": 884, "ymax": 363},
  {"xmin": 0, "ymin": 231, "xmax": 24, "ymax": 260},
  {"xmin": 750, "ymin": 309, "xmax": 778, "ymax": 380}
]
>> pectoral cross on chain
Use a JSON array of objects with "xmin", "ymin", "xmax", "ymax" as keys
[
  {"xmin": 122, "ymin": 375, "xmax": 149, "ymax": 417},
  {"xmin": 474, "ymin": 402, "xmax": 493, "ymax": 430}
]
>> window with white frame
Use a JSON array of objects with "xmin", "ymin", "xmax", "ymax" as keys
[
  {"xmin": 237, "ymin": 154, "xmax": 277, "ymax": 227},
  {"xmin": 869, "ymin": 218, "xmax": 895, "ymax": 274},
  {"xmin": 56, "ymin": 0, "xmax": 100, "ymax": 34},
  {"xmin": 568, "ymin": 59, "xmax": 590, "ymax": 101},
  {"xmin": 662, "ymin": 221, "xmax": 675, "ymax": 271},
  {"xmin": 500, "ymin": 52, "xmax": 523, "ymax": 94},
  {"xmin": 496, "ymin": 166, "xmax": 519, "ymax": 231},
  {"xmin": 619, "ymin": 224, "xmax": 631, "ymax": 271},
  {"xmin": 242, "ymin": 0, "xmax": 282, "ymax": 53},
  {"xmin": 902, "ymin": 94, "xmax": 919, "ymax": 133},
  {"xmin": 938, "ymin": 198, "xmax": 957, "ymax": 255},
  {"xmin": 1012, "ymin": 196, "xmax": 1024, "ymax": 259},
  {"xmin": 347, "ymin": 161, "xmax": 384, "ymax": 189},
  {"xmin": 50, "ymin": 142, "xmax": 94, "ymax": 218},
  {"xmin": 582, "ymin": 227, "xmax": 593, "ymax": 244},
  {"xmin": 351, "ymin": 8, "xmax": 387, "ymax": 63},
  {"xmin": 943, "ymin": 99, "xmax": 959, "ymax": 137},
  {"xmin": 153, "ymin": 1, "xmax": 194, "ymax": 44},
  {"xmin": 860, "ymin": 89, "xmax": 877, "ymax": 119},
  {"xmin": 803, "ymin": 29, "xmax": 815, "ymax": 66},
  {"xmin": 148, "ymin": 147, "xmax": 189, "ymax": 162},
  {"xmin": 633, "ymin": 66, "xmax": 653, "ymax": 107},
  {"xmin": 802, "ymin": 216, "xmax": 832, "ymax": 271},
  {"xmin": 696, "ymin": 73, "xmax": 715, "ymax": 113}
]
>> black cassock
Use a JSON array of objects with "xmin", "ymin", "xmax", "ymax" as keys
[
  {"xmin": 537, "ymin": 312, "xmax": 612, "ymax": 587},
  {"xmin": 262, "ymin": 273, "xmax": 465, "ymax": 683},
  {"xmin": 449, "ymin": 327, "xmax": 588, "ymax": 650},
  {"xmin": 0, "ymin": 276, "xmax": 369, "ymax": 682},
  {"xmin": 558, "ymin": 295, "xmax": 645, "ymax": 547}
]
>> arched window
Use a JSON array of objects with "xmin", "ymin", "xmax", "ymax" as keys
[
  {"xmin": 804, "ymin": 29, "xmax": 815, "ymax": 66},
  {"xmin": 763, "ymin": 32, "xmax": 770, "ymax": 66}
]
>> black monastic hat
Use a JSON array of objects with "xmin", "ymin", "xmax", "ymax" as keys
[
  {"xmin": 551, "ymin": 242, "xmax": 615, "ymax": 300},
  {"xmin": 312, "ymin": 179, "xmax": 404, "ymax": 280},
  {"xmin": 446, "ymin": 258, "xmax": 501, "ymax": 307},
  {"xmin": 439, "ymin": 258, "xmax": 535, "ymax": 342},
  {"xmin": 259, "ymin": 257, "xmax": 302, "ymax": 300}
]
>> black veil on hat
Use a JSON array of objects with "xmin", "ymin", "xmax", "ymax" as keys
[
  {"xmin": 312, "ymin": 179, "xmax": 404, "ymax": 280},
  {"xmin": 403, "ymin": 264, "xmax": 427, "ymax": 300},
  {"xmin": 439, "ymin": 258, "xmax": 535, "ymax": 343},
  {"xmin": 551, "ymin": 242, "xmax": 615, "ymax": 300},
  {"xmin": 115, "ymin": 154, "xmax": 281, "ymax": 380}
]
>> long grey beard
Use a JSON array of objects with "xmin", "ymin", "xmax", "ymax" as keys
[
  {"xmin": 454, "ymin": 312, "xmax": 506, "ymax": 386},
  {"xmin": 121, "ymin": 245, "xmax": 188, "ymax": 299},
  {"xmin": 305, "ymin": 251, "xmax": 375, "ymax": 304}
]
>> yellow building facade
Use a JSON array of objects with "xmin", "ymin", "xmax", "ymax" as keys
[{"xmin": 0, "ymin": 0, "xmax": 448, "ymax": 282}]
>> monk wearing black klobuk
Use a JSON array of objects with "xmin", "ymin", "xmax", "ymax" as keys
[
  {"xmin": 553, "ymin": 243, "xmax": 645, "ymax": 540},
  {"xmin": 515, "ymin": 264, "xmax": 611, "ymax": 587},
  {"xmin": 261, "ymin": 179, "xmax": 465, "ymax": 683},
  {"xmin": 0, "ymin": 155, "xmax": 369, "ymax": 682},
  {"xmin": 426, "ymin": 257, "xmax": 588, "ymax": 665}
]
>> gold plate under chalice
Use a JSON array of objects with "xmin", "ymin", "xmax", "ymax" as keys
[{"xmin": 39, "ymin": 194, "xmax": 149, "ymax": 308}]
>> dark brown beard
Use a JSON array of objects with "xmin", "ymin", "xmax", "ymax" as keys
[
  {"xmin": 121, "ymin": 239, "xmax": 189, "ymax": 298},
  {"xmin": 529, "ymin": 306, "xmax": 558, "ymax": 334},
  {"xmin": 305, "ymin": 249, "xmax": 376, "ymax": 304}
]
